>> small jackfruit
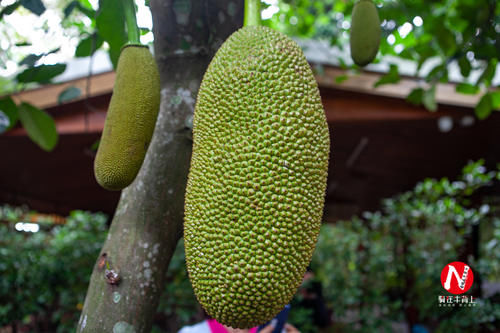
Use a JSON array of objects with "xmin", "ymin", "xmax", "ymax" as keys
[
  {"xmin": 184, "ymin": 26, "xmax": 330, "ymax": 329},
  {"xmin": 350, "ymin": 0, "xmax": 381, "ymax": 66},
  {"xmin": 94, "ymin": 45, "xmax": 160, "ymax": 191}
]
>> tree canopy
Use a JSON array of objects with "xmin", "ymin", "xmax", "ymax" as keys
[{"xmin": 264, "ymin": 0, "xmax": 499, "ymax": 117}]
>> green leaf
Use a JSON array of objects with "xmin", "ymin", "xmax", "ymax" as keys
[
  {"xmin": 422, "ymin": 85, "xmax": 437, "ymax": 112},
  {"xmin": 17, "ymin": 64, "xmax": 66, "ymax": 84},
  {"xmin": 0, "ymin": 97, "xmax": 18, "ymax": 133},
  {"xmin": 374, "ymin": 64, "xmax": 400, "ymax": 88},
  {"xmin": 20, "ymin": 0, "xmax": 45, "ymax": 15},
  {"xmin": 58, "ymin": 86, "xmax": 81, "ymax": 104},
  {"xmin": 435, "ymin": 27, "xmax": 456, "ymax": 57},
  {"xmin": 447, "ymin": 15, "xmax": 468, "ymax": 33},
  {"xmin": 414, "ymin": 43, "xmax": 435, "ymax": 73},
  {"xmin": 19, "ymin": 48, "xmax": 59, "ymax": 67},
  {"xmin": 476, "ymin": 59, "xmax": 498, "ymax": 87},
  {"xmin": 96, "ymin": 0, "xmax": 127, "ymax": 68},
  {"xmin": 19, "ymin": 54, "xmax": 42, "ymax": 67},
  {"xmin": 78, "ymin": 3, "xmax": 95, "ymax": 18},
  {"xmin": 338, "ymin": 57, "xmax": 348, "ymax": 70},
  {"xmin": 335, "ymin": 74, "xmax": 348, "ymax": 84},
  {"xmin": 407, "ymin": 88, "xmax": 424, "ymax": 105},
  {"xmin": 475, "ymin": 93, "xmax": 492, "ymax": 119},
  {"xmin": 75, "ymin": 34, "xmax": 103, "ymax": 57},
  {"xmin": 64, "ymin": 1, "xmax": 95, "ymax": 18},
  {"xmin": 0, "ymin": 1, "xmax": 20, "ymax": 19},
  {"xmin": 108, "ymin": 46, "xmax": 122, "ymax": 70},
  {"xmin": 458, "ymin": 56, "xmax": 471, "ymax": 77},
  {"xmin": 0, "ymin": 75, "xmax": 16, "ymax": 93},
  {"xmin": 18, "ymin": 102, "xmax": 58, "ymax": 151},
  {"xmin": 426, "ymin": 63, "xmax": 447, "ymax": 83},
  {"xmin": 491, "ymin": 91, "xmax": 500, "ymax": 109},
  {"xmin": 90, "ymin": 139, "xmax": 100, "ymax": 151},
  {"xmin": 63, "ymin": 0, "xmax": 78, "ymax": 17},
  {"xmin": 139, "ymin": 27, "xmax": 150, "ymax": 35},
  {"xmin": 77, "ymin": 2, "xmax": 95, "ymax": 18},
  {"xmin": 456, "ymin": 83, "xmax": 479, "ymax": 95}
]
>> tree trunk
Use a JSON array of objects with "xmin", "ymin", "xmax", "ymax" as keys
[{"xmin": 77, "ymin": 1, "xmax": 243, "ymax": 332}]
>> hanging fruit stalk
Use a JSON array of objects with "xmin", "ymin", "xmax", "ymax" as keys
[{"xmin": 94, "ymin": 0, "xmax": 160, "ymax": 191}]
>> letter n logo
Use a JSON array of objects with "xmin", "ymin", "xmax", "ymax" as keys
[{"xmin": 440, "ymin": 261, "xmax": 474, "ymax": 295}]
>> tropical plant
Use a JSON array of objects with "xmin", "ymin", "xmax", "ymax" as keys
[{"xmin": 264, "ymin": 0, "xmax": 500, "ymax": 118}]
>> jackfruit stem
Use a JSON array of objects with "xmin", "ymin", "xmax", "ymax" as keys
[
  {"xmin": 244, "ymin": 0, "xmax": 261, "ymax": 27},
  {"xmin": 123, "ymin": 0, "xmax": 140, "ymax": 45}
]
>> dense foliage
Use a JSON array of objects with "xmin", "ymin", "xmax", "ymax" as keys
[
  {"xmin": 0, "ymin": 209, "xmax": 107, "ymax": 332},
  {"xmin": 2, "ymin": 160, "xmax": 499, "ymax": 332},
  {"xmin": 264, "ymin": 0, "xmax": 500, "ymax": 118},
  {"xmin": 311, "ymin": 160, "xmax": 500, "ymax": 332}
]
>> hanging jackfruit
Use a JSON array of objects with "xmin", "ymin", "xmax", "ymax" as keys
[
  {"xmin": 94, "ymin": 45, "xmax": 160, "ymax": 191},
  {"xmin": 184, "ymin": 26, "xmax": 330, "ymax": 329},
  {"xmin": 350, "ymin": 0, "xmax": 381, "ymax": 66}
]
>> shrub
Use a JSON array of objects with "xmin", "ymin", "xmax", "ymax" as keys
[
  {"xmin": 309, "ymin": 160, "xmax": 500, "ymax": 332},
  {"xmin": 0, "ymin": 210, "xmax": 107, "ymax": 332}
]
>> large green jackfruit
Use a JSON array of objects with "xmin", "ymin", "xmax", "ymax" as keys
[
  {"xmin": 184, "ymin": 26, "xmax": 330, "ymax": 329},
  {"xmin": 94, "ymin": 45, "xmax": 160, "ymax": 191},
  {"xmin": 350, "ymin": 0, "xmax": 381, "ymax": 66}
]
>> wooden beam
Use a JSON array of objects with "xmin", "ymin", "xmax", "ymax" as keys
[
  {"xmin": 6, "ymin": 61, "xmax": 491, "ymax": 113},
  {"xmin": 5, "ymin": 94, "xmax": 110, "ymax": 136},
  {"xmin": 10, "ymin": 71, "xmax": 115, "ymax": 109},
  {"xmin": 314, "ymin": 66, "xmax": 490, "ymax": 110},
  {"xmin": 319, "ymin": 88, "xmax": 472, "ymax": 123}
]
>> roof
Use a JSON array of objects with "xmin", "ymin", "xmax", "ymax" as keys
[
  {"xmin": 2, "ymin": 60, "xmax": 500, "ymax": 219},
  {"xmin": 11, "ymin": 37, "xmax": 499, "ymax": 112}
]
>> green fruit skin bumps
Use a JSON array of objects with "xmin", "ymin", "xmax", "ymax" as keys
[
  {"xmin": 350, "ymin": 0, "xmax": 381, "ymax": 66},
  {"xmin": 94, "ymin": 45, "xmax": 160, "ymax": 191},
  {"xmin": 184, "ymin": 26, "xmax": 330, "ymax": 329}
]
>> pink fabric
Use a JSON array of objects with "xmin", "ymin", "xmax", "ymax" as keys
[{"xmin": 207, "ymin": 319, "xmax": 258, "ymax": 333}]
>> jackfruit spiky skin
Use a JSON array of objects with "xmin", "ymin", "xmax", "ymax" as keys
[
  {"xmin": 350, "ymin": 0, "xmax": 381, "ymax": 66},
  {"xmin": 184, "ymin": 26, "xmax": 330, "ymax": 329},
  {"xmin": 94, "ymin": 45, "xmax": 160, "ymax": 191}
]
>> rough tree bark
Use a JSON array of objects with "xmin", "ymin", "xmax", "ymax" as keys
[{"xmin": 77, "ymin": 1, "xmax": 243, "ymax": 332}]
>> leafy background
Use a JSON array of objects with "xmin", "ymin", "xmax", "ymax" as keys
[
  {"xmin": 263, "ymin": 0, "xmax": 500, "ymax": 118},
  {"xmin": 1, "ymin": 161, "xmax": 500, "ymax": 332}
]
